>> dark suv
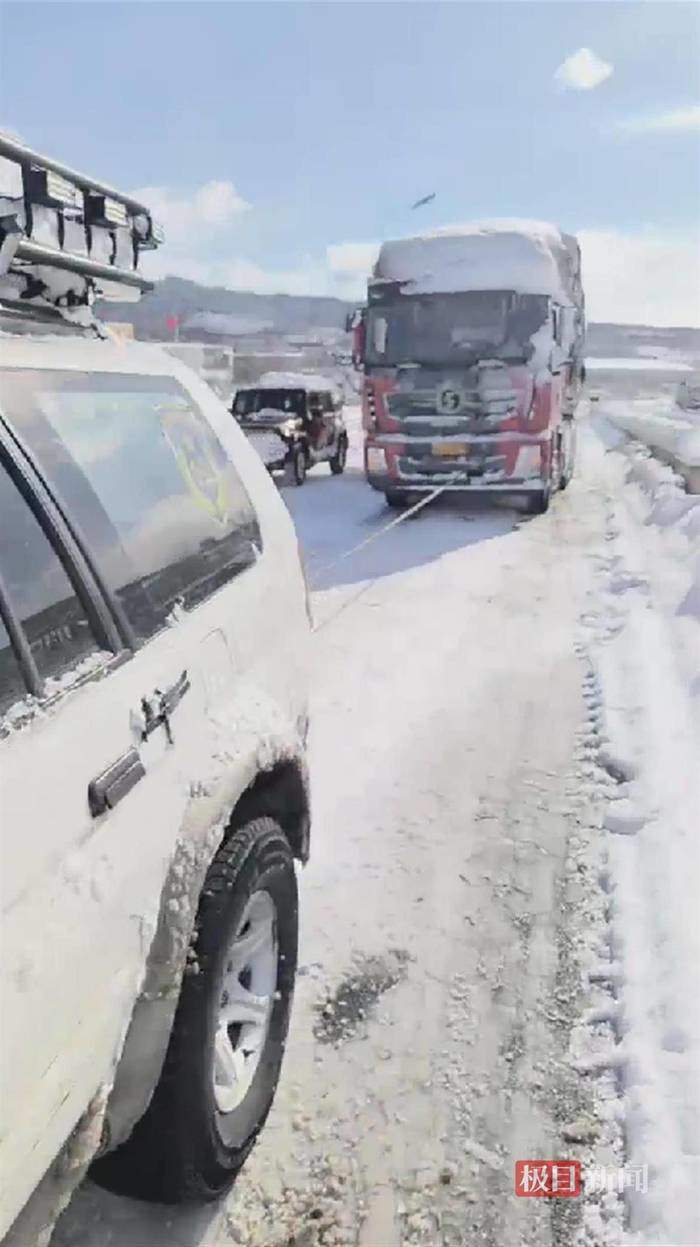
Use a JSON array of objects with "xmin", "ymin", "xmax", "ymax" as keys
[{"xmin": 232, "ymin": 374, "xmax": 348, "ymax": 486}]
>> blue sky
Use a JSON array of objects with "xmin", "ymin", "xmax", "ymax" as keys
[{"xmin": 2, "ymin": 1, "xmax": 699, "ymax": 323}]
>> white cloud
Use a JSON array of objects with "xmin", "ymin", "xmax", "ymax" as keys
[
  {"xmin": 615, "ymin": 104, "xmax": 700, "ymax": 134},
  {"xmin": 140, "ymin": 248, "xmax": 329, "ymax": 298},
  {"xmin": 133, "ymin": 179, "xmax": 699, "ymax": 325},
  {"xmin": 132, "ymin": 180, "xmax": 250, "ymax": 244},
  {"xmin": 325, "ymin": 241, "xmax": 380, "ymax": 297},
  {"xmin": 554, "ymin": 47, "xmax": 613, "ymax": 92},
  {"xmin": 578, "ymin": 229, "xmax": 700, "ymax": 327},
  {"xmin": 326, "ymin": 241, "xmax": 380, "ymax": 279}
]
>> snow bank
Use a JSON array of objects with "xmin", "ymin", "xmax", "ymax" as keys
[
  {"xmin": 602, "ymin": 395, "xmax": 700, "ymax": 492},
  {"xmin": 373, "ymin": 219, "xmax": 580, "ymax": 302},
  {"xmin": 586, "ymin": 358, "xmax": 693, "ymax": 373},
  {"xmin": 582, "ymin": 427, "xmax": 700, "ymax": 1245}
]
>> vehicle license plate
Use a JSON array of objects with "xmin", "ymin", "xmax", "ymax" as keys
[{"xmin": 434, "ymin": 442, "xmax": 467, "ymax": 458}]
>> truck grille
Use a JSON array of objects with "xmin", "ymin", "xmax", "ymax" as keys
[
  {"xmin": 398, "ymin": 452, "xmax": 508, "ymax": 481},
  {"xmin": 386, "ymin": 366, "xmax": 519, "ymax": 435}
]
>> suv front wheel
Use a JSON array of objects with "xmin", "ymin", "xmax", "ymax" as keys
[
  {"xmin": 92, "ymin": 817, "xmax": 298, "ymax": 1203},
  {"xmin": 285, "ymin": 445, "xmax": 307, "ymax": 486},
  {"xmin": 329, "ymin": 434, "xmax": 348, "ymax": 475}
]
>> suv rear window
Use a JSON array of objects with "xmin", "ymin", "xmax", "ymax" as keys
[{"xmin": 0, "ymin": 371, "xmax": 262, "ymax": 642}]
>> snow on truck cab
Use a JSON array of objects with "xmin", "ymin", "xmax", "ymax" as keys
[
  {"xmin": 0, "ymin": 136, "xmax": 311, "ymax": 1242},
  {"xmin": 360, "ymin": 221, "xmax": 585, "ymax": 512}
]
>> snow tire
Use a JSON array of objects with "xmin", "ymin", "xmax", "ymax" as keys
[
  {"xmin": 329, "ymin": 435, "xmax": 348, "ymax": 475},
  {"xmin": 91, "ymin": 818, "xmax": 298, "ymax": 1203}
]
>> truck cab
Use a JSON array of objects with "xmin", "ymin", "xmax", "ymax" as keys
[{"xmin": 360, "ymin": 222, "xmax": 585, "ymax": 513}]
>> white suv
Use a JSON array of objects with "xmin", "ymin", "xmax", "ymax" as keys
[{"xmin": 0, "ymin": 139, "xmax": 311, "ymax": 1242}]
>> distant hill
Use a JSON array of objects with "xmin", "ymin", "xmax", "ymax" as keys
[
  {"xmin": 99, "ymin": 276, "xmax": 700, "ymax": 364},
  {"xmin": 586, "ymin": 322, "xmax": 700, "ymax": 365},
  {"xmin": 97, "ymin": 276, "xmax": 353, "ymax": 338}
]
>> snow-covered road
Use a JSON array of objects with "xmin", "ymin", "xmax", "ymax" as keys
[{"xmin": 53, "ymin": 400, "xmax": 699, "ymax": 1247}]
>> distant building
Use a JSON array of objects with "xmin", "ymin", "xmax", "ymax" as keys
[
  {"xmin": 180, "ymin": 311, "xmax": 273, "ymax": 343},
  {"xmin": 160, "ymin": 342, "xmax": 235, "ymax": 399}
]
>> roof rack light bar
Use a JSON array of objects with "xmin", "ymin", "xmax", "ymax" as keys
[
  {"xmin": 0, "ymin": 133, "xmax": 163, "ymax": 309},
  {"xmin": 14, "ymin": 238, "xmax": 152, "ymax": 291},
  {"xmin": 0, "ymin": 134, "xmax": 151, "ymax": 217}
]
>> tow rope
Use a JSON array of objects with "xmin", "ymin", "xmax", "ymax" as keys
[{"xmin": 310, "ymin": 486, "xmax": 445, "ymax": 633}]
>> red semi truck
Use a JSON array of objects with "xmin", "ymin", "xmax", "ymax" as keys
[{"xmin": 359, "ymin": 221, "xmax": 585, "ymax": 512}]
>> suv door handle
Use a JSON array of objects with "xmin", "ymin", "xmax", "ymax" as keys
[
  {"xmin": 140, "ymin": 670, "xmax": 190, "ymax": 745},
  {"xmin": 88, "ymin": 747, "xmax": 145, "ymax": 816}
]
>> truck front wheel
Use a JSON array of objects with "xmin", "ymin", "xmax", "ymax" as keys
[
  {"xmin": 92, "ymin": 818, "xmax": 298, "ymax": 1203},
  {"xmin": 525, "ymin": 484, "xmax": 551, "ymax": 514},
  {"xmin": 329, "ymin": 434, "xmax": 348, "ymax": 475},
  {"xmin": 384, "ymin": 488, "xmax": 411, "ymax": 509},
  {"xmin": 559, "ymin": 424, "xmax": 576, "ymax": 490}
]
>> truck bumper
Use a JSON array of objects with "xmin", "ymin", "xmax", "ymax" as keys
[{"xmin": 365, "ymin": 434, "xmax": 552, "ymax": 494}]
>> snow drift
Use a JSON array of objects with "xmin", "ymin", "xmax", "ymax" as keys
[
  {"xmin": 583, "ymin": 423, "xmax": 700, "ymax": 1246},
  {"xmin": 602, "ymin": 392, "xmax": 700, "ymax": 493}
]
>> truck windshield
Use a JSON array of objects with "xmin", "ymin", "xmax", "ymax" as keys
[
  {"xmin": 365, "ymin": 291, "xmax": 548, "ymax": 367},
  {"xmin": 234, "ymin": 389, "xmax": 306, "ymax": 417}
]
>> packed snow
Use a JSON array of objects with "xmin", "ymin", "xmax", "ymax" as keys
[
  {"xmin": 49, "ymin": 383, "xmax": 700, "ymax": 1247},
  {"xmin": 586, "ymin": 358, "xmax": 694, "ymax": 374},
  {"xmin": 600, "ymin": 395, "xmax": 700, "ymax": 488},
  {"xmin": 578, "ymin": 418, "xmax": 700, "ymax": 1245}
]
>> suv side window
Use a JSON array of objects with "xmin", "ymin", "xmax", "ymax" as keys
[
  {"xmin": 0, "ymin": 371, "xmax": 262, "ymax": 642},
  {"xmin": 0, "ymin": 616, "xmax": 27, "ymax": 717},
  {"xmin": 0, "ymin": 461, "xmax": 100, "ymax": 697}
]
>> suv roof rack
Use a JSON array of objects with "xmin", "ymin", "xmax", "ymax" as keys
[{"xmin": 0, "ymin": 134, "xmax": 164, "ymax": 322}]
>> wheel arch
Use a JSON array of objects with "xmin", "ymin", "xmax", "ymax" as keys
[
  {"xmin": 227, "ymin": 758, "xmax": 310, "ymax": 862},
  {"xmin": 100, "ymin": 754, "xmax": 310, "ymax": 1155}
]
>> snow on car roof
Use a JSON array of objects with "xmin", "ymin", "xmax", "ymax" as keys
[
  {"xmin": 373, "ymin": 219, "xmax": 580, "ymax": 302},
  {"xmin": 0, "ymin": 332, "xmax": 188, "ymax": 375},
  {"xmin": 240, "ymin": 371, "xmax": 340, "ymax": 394}
]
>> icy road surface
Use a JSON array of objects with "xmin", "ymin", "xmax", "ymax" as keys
[{"xmin": 53, "ymin": 402, "xmax": 699, "ymax": 1247}]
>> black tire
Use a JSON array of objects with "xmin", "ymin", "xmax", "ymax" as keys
[
  {"xmin": 329, "ymin": 435, "xmax": 348, "ymax": 475},
  {"xmin": 92, "ymin": 818, "xmax": 298, "ymax": 1204},
  {"xmin": 560, "ymin": 426, "xmax": 576, "ymax": 491},
  {"xmin": 525, "ymin": 486, "xmax": 551, "ymax": 515},
  {"xmin": 285, "ymin": 445, "xmax": 306, "ymax": 486},
  {"xmin": 384, "ymin": 488, "xmax": 411, "ymax": 509}
]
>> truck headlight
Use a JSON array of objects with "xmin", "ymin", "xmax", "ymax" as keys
[
  {"xmin": 514, "ymin": 445, "xmax": 542, "ymax": 479},
  {"xmin": 367, "ymin": 446, "xmax": 386, "ymax": 473}
]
